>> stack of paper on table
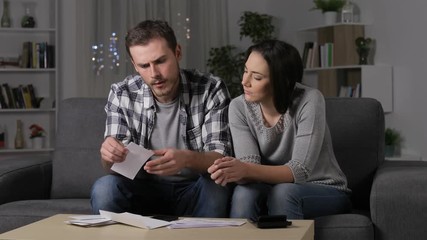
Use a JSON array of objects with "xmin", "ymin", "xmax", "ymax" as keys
[{"xmin": 66, "ymin": 210, "xmax": 246, "ymax": 230}]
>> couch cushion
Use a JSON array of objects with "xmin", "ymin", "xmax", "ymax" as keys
[
  {"xmin": 51, "ymin": 98, "xmax": 107, "ymax": 198},
  {"xmin": 325, "ymin": 98, "xmax": 384, "ymax": 211},
  {"xmin": 315, "ymin": 214, "xmax": 374, "ymax": 240},
  {"xmin": 0, "ymin": 156, "xmax": 51, "ymax": 204},
  {"xmin": 0, "ymin": 199, "xmax": 91, "ymax": 233}
]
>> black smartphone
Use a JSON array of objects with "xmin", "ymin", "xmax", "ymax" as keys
[
  {"xmin": 151, "ymin": 215, "xmax": 179, "ymax": 222},
  {"xmin": 255, "ymin": 215, "xmax": 292, "ymax": 229}
]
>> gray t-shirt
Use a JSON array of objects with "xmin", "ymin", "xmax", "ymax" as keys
[
  {"xmin": 147, "ymin": 98, "xmax": 197, "ymax": 182},
  {"xmin": 229, "ymin": 83, "xmax": 350, "ymax": 193}
]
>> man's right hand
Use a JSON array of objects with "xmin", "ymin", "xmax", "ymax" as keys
[{"xmin": 100, "ymin": 137, "xmax": 129, "ymax": 169}]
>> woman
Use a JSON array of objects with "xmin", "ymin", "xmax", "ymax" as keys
[{"xmin": 208, "ymin": 40, "xmax": 351, "ymax": 220}]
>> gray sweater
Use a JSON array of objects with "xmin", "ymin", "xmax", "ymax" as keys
[{"xmin": 229, "ymin": 83, "xmax": 350, "ymax": 192}]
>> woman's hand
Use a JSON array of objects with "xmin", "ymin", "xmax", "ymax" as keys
[{"xmin": 208, "ymin": 157, "xmax": 248, "ymax": 186}]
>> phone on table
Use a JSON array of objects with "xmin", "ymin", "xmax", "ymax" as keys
[
  {"xmin": 151, "ymin": 215, "xmax": 179, "ymax": 222},
  {"xmin": 251, "ymin": 215, "xmax": 292, "ymax": 229}
]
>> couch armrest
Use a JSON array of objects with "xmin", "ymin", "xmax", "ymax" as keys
[
  {"xmin": 0, "ymin": 156, "xmax": 52, "ymax": 204},
  {"xmin": 370, "ymin": 160, "xmax": 427, "ymax": 240}
]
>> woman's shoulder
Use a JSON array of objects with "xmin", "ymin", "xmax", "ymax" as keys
[
  {"xmin": 295, "ymin": 83, "xmax": 325, "ymax": 104},
  {"xmin": 230, "ymin": 95, "xmax": 246, "ymax": 110}
]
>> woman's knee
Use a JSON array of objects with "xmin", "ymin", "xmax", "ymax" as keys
[
  {"xmin": 230, "ymin": 184, "xmax": 268, "ymax": 218},
  {"xmin": 269, "ymin": 183, "xmax": 301, "ymax": 202},
  {"xmin": 267, "ymin": 183, "xmax": 304, "ymax": 218}
]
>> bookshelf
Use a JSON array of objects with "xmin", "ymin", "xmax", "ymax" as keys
[
  {"xmin": 0, "ymin": 0, "xmax": 58, "ymax": 155},
  {"xmin": 299, "ymin": 23, "xmax": 393, "ymax": 112}
]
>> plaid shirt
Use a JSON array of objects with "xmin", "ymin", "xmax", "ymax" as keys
[{"xmin": 104, "ymin": 69, "xmax": 232, "ymax": 157}]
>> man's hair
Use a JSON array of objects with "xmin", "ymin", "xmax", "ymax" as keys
[
  {"xmin": 125, "ymin": 20, "xmax": 177, "ymax": 59},
  {"xmin": 245, "ymin": 39, "xmax": 303, "ymax": 114}
]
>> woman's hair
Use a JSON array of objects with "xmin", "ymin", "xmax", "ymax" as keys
[
  {"xmin": 125, "ymin": 20, "xmax": 177, "ymax": 59},
  {"xmin": 245, "ymin": 40, "xmax": 303, "ymax": 114}
]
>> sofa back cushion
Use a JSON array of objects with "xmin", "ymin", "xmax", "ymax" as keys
[
  {"xmin": 325, "ymin": 98, "xmax": 384, "ymax": 211},
  {"xmin": 51, "ymin": 98, "xmax": 107, "ymax": 198}
]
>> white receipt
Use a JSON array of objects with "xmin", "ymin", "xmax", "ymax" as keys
[
  {"xmin": 111, "ymin": 142, "xmax": 154, "ymax": 179},
  {"xmin": 168, "ymin": 218, "xmax": 246, "ymax": 229}
]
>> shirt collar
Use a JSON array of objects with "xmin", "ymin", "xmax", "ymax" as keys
[{"xmin": 141, "ymin": 69, "xmax": 190, "ymax": 110}]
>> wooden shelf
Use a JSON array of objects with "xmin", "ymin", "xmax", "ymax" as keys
[
  {"xmin": 300, "ymin": 24, "xmax": 393, "ymax": 113},
  {"xmin": 0, "ymin": 0, "xmax": 58, "ymax": 155}
]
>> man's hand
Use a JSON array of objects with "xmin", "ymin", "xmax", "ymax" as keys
[
  {"xmin": 143, "ymin": 149, "xmax": 188, "ymax": 176},
  {"xmin": 100, "ymin": 137, "xmax": 129, "ymax": 169},
  {"xmin": 208, "ymin": 157, "xmax": 248, "ymax": 186}
]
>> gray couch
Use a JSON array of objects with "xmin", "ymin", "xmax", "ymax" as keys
[{"xmin": 1, "ymin": 97, "xmax": 427, "ymax": 240}]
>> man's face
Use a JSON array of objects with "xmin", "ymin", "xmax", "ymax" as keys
[{"xmin": 130, "ymin": 38, "xmax": 181, "ymax": 103}]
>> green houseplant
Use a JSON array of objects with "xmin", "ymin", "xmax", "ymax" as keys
[
  {"xmin": 311, "ymin": 0, "xmax": 346, "ymax": 25},
  {"xmin": 311, "ymin": 0, "xmax": 346, "ymax": 13},
  {"xmin": 384, "ymin": 128, "xmax": 401, "ymax": 157},
  {"xmin": 207, "ymin": 11, "xmax": 275, "ymax": 98}
]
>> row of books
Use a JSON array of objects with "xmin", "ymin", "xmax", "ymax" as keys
[
  {"xmin": 21, "ymin": 42, "xmax": 55, "ymax": 69},
  {"xmin": 302, "ymin": 42, "xmax": 334, "ymax": 69},
  {"xmin": 0, "ymin": 83, "xmax": 41, "ymax": 109},
  {"xmin": 338, "ymin": 84, "xmax": 361, "ymax": 98}
]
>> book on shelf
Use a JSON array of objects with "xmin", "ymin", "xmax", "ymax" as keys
[
  {"xmin": 302, "ymin": 42, "xmax": 314, "ymax": 69},
  {"xmin": 0, "ymin": 83, "xmax": 41, "ymax": 109},
  {"xmin": 319, "ymin": 43, "xmax": 334, "ymax": 68},
  {"xmin": 303, "ymin": 42, "xmax": 333, "ymax": 69},
  {"xmin": 0, "ymin": 85, "xmax": 7, "ymax": 109},
  {"xmin": 310, "ymin": 42, "xmax": 319, "ymax": 68},
  {"xmin": 338, "ymin": 84, "xmax": 361, "ymax": 98},
  {"xmin": 353, "ymin": 84, "xmax": 360, "ymax": 98},
  {"xmin": 20, "ymin": 41, "xmax": 55, "ymax": 69},
  {"xmin": 1, "ymin": 83, "xmax": 15, "ymax": 108}
]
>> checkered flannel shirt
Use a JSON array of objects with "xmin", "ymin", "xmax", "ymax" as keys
[{"xmin": 104, "ymin": 69, "xmax": 232, "ymax": 156}]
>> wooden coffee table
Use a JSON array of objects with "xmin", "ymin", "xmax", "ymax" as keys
[{"xmin": 0, "ymin": 214, "xmax": 314, "ymax": 240}]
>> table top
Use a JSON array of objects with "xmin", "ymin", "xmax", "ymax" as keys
[{"xmin": 0, "ymin": 214, "xmax": 314, "ymax": 240}]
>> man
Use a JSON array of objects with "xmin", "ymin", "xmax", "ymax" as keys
[{"xmin": 90, "ymin": 20, "xmax": 232, "ymax": 217}]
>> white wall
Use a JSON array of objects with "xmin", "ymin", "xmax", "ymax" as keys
[
  {"xmin": 225, "ymin": 0, "xmax": 426, "ymax": 160},
  {"xmin": 60, "ymin": 0, "xmax": 427, "ymax": 160}
]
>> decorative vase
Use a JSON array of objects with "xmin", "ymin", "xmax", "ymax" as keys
[
  {"xmin": 1, "ymin": 0, "xmax": 11, "ymax": 28},
  {"xmin": 21, "ymin": 2, "xmax": 36, "ymax": 28},
  {"xmin": 384, "ymin": 145, "xmax": 395, "ymax": 157},
  {"xmin": 31, "ymin": 137, "xmax": 44, "ymax": 149},
  {"xmin": 323, "ymin": 11, "xmax": 337, "ymax": 25},
  {"xmin": 355, "ymin": 37, "xmax": 372, "ymax": 65},
  {"xmin": 14, "ymin": 120, "xmax": 25, "ymax": 149},
  {"xmin": 357, "ymin": 47, "xmax": 370, "ymax": 65}
]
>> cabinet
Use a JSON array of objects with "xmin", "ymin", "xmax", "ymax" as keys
[
  {"xmin": 299, "ymin": 23, "xmax": 393, "ymax": 112},
  {"xmin": 0, "ymin": 0, "xmax": 58, "ymax": 155}
]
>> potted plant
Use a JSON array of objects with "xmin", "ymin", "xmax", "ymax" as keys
[
  {"xmin": 355, "ymin": 37, "xmax": 372, "ymax": 65},
  {"xmin": 384, "ymin": 128, "xmax": 401, "ymax": 157},
  {"xmin": 207, "ymin": 11, "xmax": 275, "ymax": 98},
  {"xmin": 29, "ymin": 124, "xmax": 46, "ymax": 149},
  {"xmin": 311, "ymin": 0, "xmax": 346, "ymax": 25}
]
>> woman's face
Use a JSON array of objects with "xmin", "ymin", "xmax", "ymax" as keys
[{"xmin": 241, "ymin": 51, "xmax": 273, "ymax": 104}]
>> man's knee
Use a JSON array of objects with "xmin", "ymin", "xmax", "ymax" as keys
[{"xmin": 91, "ymin": 175, "xmax": 129, "ymax": 214}]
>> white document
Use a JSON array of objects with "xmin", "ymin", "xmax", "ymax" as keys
[
  {"xmin": 65, "ymin": 215, "xmax": 115, "ymax": 227},
  {"xmin": 100, "ymin": 210, "xmax": 171, "ymax": 229},
  {"xmin": 111, "ymin": 142, "xmax": 154, "ymax": 179},
  {"xmin": 168, "ymin": 218, "xmax": 246, "ymax": 229}
]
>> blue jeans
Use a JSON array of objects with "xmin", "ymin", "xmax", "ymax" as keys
[
  {"xmin": 91, "ymin": 174, "xmax": 231, "ymax": 217},
  {"xmin": 230, "ymin": 183, "xmax": 351, "ymax": 220}
]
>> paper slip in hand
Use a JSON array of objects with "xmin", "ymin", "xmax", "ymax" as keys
[
  {"xmin": 100, "ymin": 210, "xmax": 171, "ymax": 229},
  {"xmin": 111, "ymin": 142, "xmax": 154, "ymax": 179}
]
